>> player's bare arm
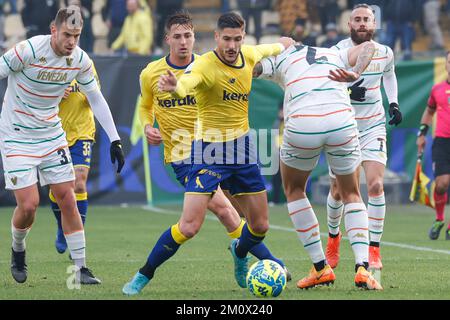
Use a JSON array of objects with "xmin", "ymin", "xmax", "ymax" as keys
[
  {"xmin": 351, "ymin": 42, "xmax": 376, "ymax": 75},
  {"xmin": 329, "ymin": 41, "xmax": 375, "ymax": 82},
  {"xmin": 416, "ymin": 106, "xmax": 436, "ymax": 155},
  {"xmin": 278, "ymin": 37, "xmax": 295, "ymax": 50},
  {"xmin": 253, "ymin": 62, "xmax": 263, "ymax": 78}
]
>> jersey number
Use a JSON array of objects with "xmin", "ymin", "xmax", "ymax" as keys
[
  {"xmin": 58, "ymin": 149, "xmax": 69, "ymax": 165},
  {"xmin": 306, "ymin": 47, "xmax": 328, "ymax": 65},
  {"xmin": 83, "ymin": 142, "xmax": 91, "ymax": 156},
  {"xmin": 379, "ymin": 139, "xmax": 384, "ymax": 152}
]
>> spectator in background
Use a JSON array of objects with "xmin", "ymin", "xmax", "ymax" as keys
[
  {"xmin": 154, "ymin": 0, "xmax": 183, "ymax": 55},
  {"xmin": 65, "ymin": 0, "xmax": 94, "ymax": 53},
  {"xmin": 292, "ymin": 18, "xmax": 316, "ymax": 46},
  {"xmin": 2, "ymin": 0, "xmax": 16, "ymax": 14},
  {"xmin": 384, "ymin": 0, "xmax": 421, "ymax": 60},
  {"xmin": 0, "ymin": 1, "xmax": 5, "ymax": 52},
  {"xmin": 237, "ymin": 0, "xmax": 270, "ymax": 44},
  {"xmin": 21, "ymin": 0, "xmax": 59, "ymax": 38},
  {"xmin": 102, "ymin": 0, "xmax": 127, "ymax": 49},
  {"xmin": 221, "ymin": 0, "xmax": 230, "ymax": 13},
  {"xmin": 423, "ymin": 0, "xmax": 445, "ymax": 51},
  {"xmin": 347, "ymin": 0, "xmax": 385, "ymax": 11},
  {"xmin": 311, "ymin": 0, "xmax": 340, "ymax": 34},
  {"xmin": 111, "ymin": 0, "xmax": 153, "ymax": 56},
  {"xmin": 276, "ymin": 0, "xmax": 309, "ymax": 36},
  {"xmin": 320, "ymin": 22, "xmax": 344, "ymax": 48}
]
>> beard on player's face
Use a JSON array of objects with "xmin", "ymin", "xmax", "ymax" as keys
[{"xmin": 350, "ymin": 27, "xmax": 374, "ymax": 44}]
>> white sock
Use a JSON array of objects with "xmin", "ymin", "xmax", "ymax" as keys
[
  {"xmin": 11, "ymin": 224, "xmax": 30, "ymax": 252},
  {"xmin": 327, "ymin": 192, "xmax": 344, "ymax": 236},
  {"xmin": 344, "ymin": 202, "xmax": 369, "ymax": 265},
  {"xmin": 288, "ymin": 198, "xmax": 325, "ymax": 264},
  {"xmin": 368, "ymin": 193, "xmax": 385, "ymax": 244},
  {"xmin": 65, "ymin": 230, "xmax": 86, "ymax": 268}
]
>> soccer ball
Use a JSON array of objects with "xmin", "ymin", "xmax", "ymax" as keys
[{"xmin": 246, "ymin": 259, "xmax": 287, "ymax": 298}]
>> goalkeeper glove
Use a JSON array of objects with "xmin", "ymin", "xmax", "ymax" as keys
[
  {"xmin": 110, "ymin": 140, "xmax": 125, "ymax": 173},
  {"xmin": 388, "ymin": 103, "xmax": 402, "ymax": 126}
]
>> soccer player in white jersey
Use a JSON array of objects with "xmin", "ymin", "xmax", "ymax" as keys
[
  {"xmin": 325, "ymin": 4, "xmax": 401, "ymax": 271},
  {"xmin": 254, "ymin": 39, "xmax": 383, "ymax": 290},
  {"xmin": 0, "ymin": 6, "xmax": 125, "ymax": 284}
]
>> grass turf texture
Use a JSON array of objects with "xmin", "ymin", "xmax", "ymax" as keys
[{"xmin": 0, "ymin": 204, "xmax": 449, "ymax": 300}]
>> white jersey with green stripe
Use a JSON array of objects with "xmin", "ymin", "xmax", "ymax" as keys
[
  {"xmin": 259, "ymin": 44, "xmax": 352, "ymax": 118},
  {"xmin": 332, "ymin": 38, "xmax": 395, "ymax": 137},
  {"xmin": 0, "ymin": 35, "xmax": 98, "ymax": 140}
]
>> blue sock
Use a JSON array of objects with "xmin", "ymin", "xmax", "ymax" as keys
[
  {"xmin": 249, "ymin": 244, "xmax": 285, "ymax": 267},
  {"xmin": 76, "ymin": 199, "xmax": 88, "ymax": 225},
  {"xmin": 139, "ymin": 227, "xmax": 182, "ymax": 279},
  {"xmin": 51, "ymin": 198, "xmax": 88, "ymax": 228},
  {"xmin": 51, "ymin": 201, "xmax": 63, "ymax": 231},
  {"xmin": 236, "ymin": 223, "xmax": 265, "ymax": 258}
]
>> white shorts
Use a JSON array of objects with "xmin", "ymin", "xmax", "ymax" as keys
[
  {"xmin": 328, "ymin": 130, "xmax": 387, "ymax": 178},
  {"xmin": 359, "ymin": 131, "xmax": 387, "ymax": 165},
  {"xmin": 0, "ymin": 133, "xmax": 75, "ymax": 190},
  {"xmin": 281, "ymin": 104, "xmax": 361, "ymax": 176}
]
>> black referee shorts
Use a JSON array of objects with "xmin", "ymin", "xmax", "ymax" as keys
[{"xmin": 432, "ymin": 137, "xmax": 450, "ymax": 177}]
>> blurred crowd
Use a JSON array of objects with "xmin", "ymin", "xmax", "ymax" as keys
[
  {"xmin": 0, "ymin": 0, "xmax": 448, "ymax": 60},
  {"xmin": 240, "ymin": 0, "xmax": 449, "ymax": 60}
]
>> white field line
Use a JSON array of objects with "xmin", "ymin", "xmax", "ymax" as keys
[{"xmin": 143, "ymin": 205, "xmax": 450, "ymax": 256}]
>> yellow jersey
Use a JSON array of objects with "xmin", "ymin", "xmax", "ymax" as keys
[
  {"xmin": 58, "ymin": 64, "xmax": 100, "ymax": 147},
  {"xmin": 139, "ymin": 55, "xmax": 199, "ymax": 163},
  {"xmin": 173, "ymin": 44, "xmax": 283, "ymax": 142}
]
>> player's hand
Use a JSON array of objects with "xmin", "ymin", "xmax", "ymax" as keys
[
  {"xmin": 329, "ymin": 69, "xmax": 360, "ymax": 82},
  {"xmin": 110, "ymin": 140, "xmax": 125, "ymax": 173},
  {"xmin": 144, "ymin": 125, "xmax": 162, "ymax": 145},
  {"xmin": 63, "ymin": 87, "xmax": 73, "ymax": 99},
  {"xmin": 416, "ymin": 135, "xmax": 426, "ymax": 157},
  {"xmin": 348, "ymin": 78, "xmax": 366, "ymax": 102},
  {"xmin": 158, "ymin": 70, "xmax": 177, "ymax": 93},
  {"xmin": 278, "ymin": 37, "xmax": 295, "ymax": 49},
  {"xmin": 388, "ymin": 103, "xmax": 402, "ymax": 126}
]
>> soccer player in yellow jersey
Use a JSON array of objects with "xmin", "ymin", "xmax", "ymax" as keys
[
  {"xmin": 122, "ymin": 12, "xmax": 295, "ymax": 295},
  {"xmin": 122, "ymin": 12, "xmax": 291, "ymax": 296},
  {"xmin": 49, "ymin": 65, "xmax": 99, "ymax": 255}
]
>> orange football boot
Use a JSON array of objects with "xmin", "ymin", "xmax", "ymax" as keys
[
  {"xmin": 326, "ymin": 232, "xmax": 342, "ymax": 269},
  {"xmin": 354, "ymin": 266, "xmax": 383, "ymax": 290},
  {"xmin": 369, "ymin": 246, "xmax": 383, "ymax": 269},
  {"xmin": 297, "ymin": 264, "xmax": 336, "ymax": 289}
]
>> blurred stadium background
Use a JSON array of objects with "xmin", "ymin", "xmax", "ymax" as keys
[
  {"xmin": 0, "ymin": 0, "xmax": 449, "ymax": 207},
  {"xmin": 0, "ymin": 0, "xmax": 449, "ymax": 300}
]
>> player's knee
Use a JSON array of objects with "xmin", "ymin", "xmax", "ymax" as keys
[
  {"xmin": 435, "ymin": 182, "xmax": 448, "ymax": 195},
  {"xmin": 20, "ymin": 199, "xmax": 39, "ymax": 217},
  {"xmin": 74, "ymin": 181, "xmax": 87, "ymax": 194},
  {"xmin": 330, "ymin": 183, "xmax": 341, "ymax": 201},
  {"xmin": 283, "ymin": 183, "xmax": 306, "ymax": 200},
  {"xmin": 213, "ymin": 204, "xmax": 236, "ymax": 223},
  {"xmin": 55, "ymin": 191, "xmax": 77, "ymax": 211},
  {"xmin": 368, "ymin": 179, "xmax": 384, "ymax": 196},
  {"xmin": 250, "ymin": 221, "xmax": 269, "ymax": 235},
  {"xmin": 179, "ymin": 221, "xmax": 201, "ymax": 239},
  {"xmin": 340, "ymin": 188, "xmax": 361, "ymax": 204}
]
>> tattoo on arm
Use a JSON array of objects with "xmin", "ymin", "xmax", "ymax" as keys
[
  {"xmin": 353, "ymin": 42, "xmax": 375, "ymax": 76},
  {"xmin": 253, "ymin": 62, "xmax": 263, "ymax": 78}
]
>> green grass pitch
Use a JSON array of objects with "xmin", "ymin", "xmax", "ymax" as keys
[{"xmin": 0, "ymin": 204, "xmax": 449, "ymax": 300}]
